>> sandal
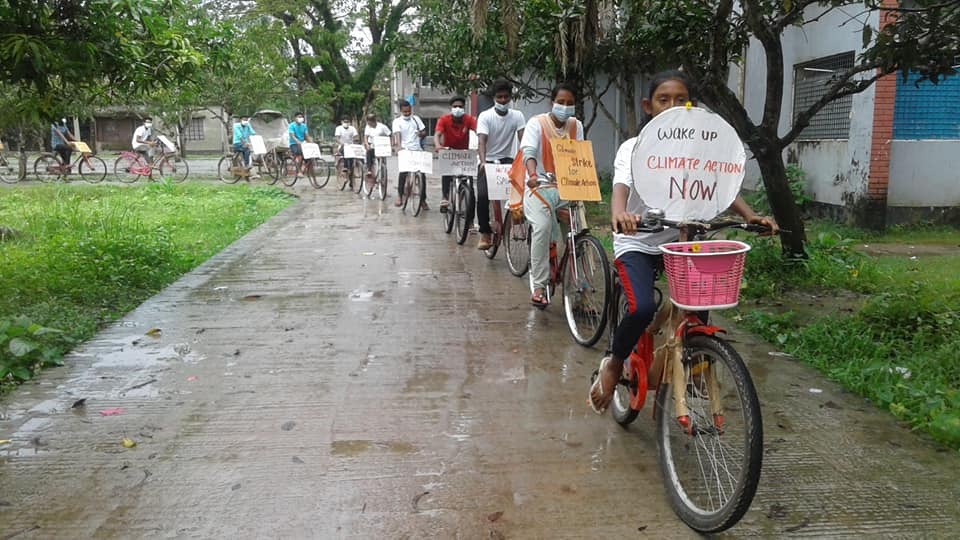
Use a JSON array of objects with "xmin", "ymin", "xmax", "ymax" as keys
[
  {"xmin": 530, "ymin": 290, "xmax": 549, "ymax": 309},
  {"xmin": 588, "ymin": 356, "xmax": 613, "ymax": 414}
]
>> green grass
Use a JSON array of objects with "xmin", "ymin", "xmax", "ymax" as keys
[
  {"xmin": 736, "ymin": 221, "xmax": 960, "ymax": 449},
  {"xmin": 0, "ymin": 182, "xmax": 294, "ymax": 390}
]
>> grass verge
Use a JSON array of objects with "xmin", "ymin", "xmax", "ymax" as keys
[{"xmin": 0, "ymin": 182, "xmax": 294, "ymax": 391}]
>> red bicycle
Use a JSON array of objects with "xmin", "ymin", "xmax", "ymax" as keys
[
  {"xmin": 113, "ymin": 140, "xmax": 189, "ymax": 183},
  {"xmin": 602, "ymin": 214, "xmax": 775, "ymax": 533}
]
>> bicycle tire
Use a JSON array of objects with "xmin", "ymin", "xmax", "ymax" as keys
[
  {"xmin": 34, "ymin": 154, "xmax": 62, "ymax": 182},
  {"xmin": 0, "ymin": 154, "xmax": 18, "ymax": 184},
  {"xmin": 609, "ymin": 282, "xmax": 641, "ymax": 426},
  {"xmin": 311, "ymin": 159, "xmax": 330, "ymax": 189},
  {"xmin": 455, "ymin": 182, "xmax": 475, "ymax": 245},
  {"xmin": 655, "ymin": 334, "xmax": 763, "ymax": 534},
  {"xmin": 562, "ymin": 235, "xmax": 611, "ymax": 347},
  {"xmin": 354, "ymin": 161, "xmax": 365, "ymax": 194},
  {"xmin": 504, "ymin": 214, "xmax": 530, "ymax": 277},
  {"xmin": 263, "ymin": 151, "xmax": 281, "ymax": 185},
  {"xmin": 442, "ymin": 185, "xmax": 455, "ymax": 233},
  {"xmin": 413, "ymin": 172, "xmax": 426, "ymax": 217},
  {"xmin": 158, "ymin": 154, "xmax": 189, "ymax": 183},
  {"xmin": 377, "ymin": 161, "xmax": 388, "ymax": 201},
  {"xmin": 337, "ymin": 158, "xmax": 350, "ymax": 191},
  {"xmin": 218, "ymin": 155, "xmax": 241, "ymax": 184},
  {"xmin": 79, "ymin": 155, "xmax": 107, "ymax": 183},
  {"xmin": 279, "ymin": 156, "xmax": 298, "ymax": 187},
  {"xmin": 484, "ymin": 200, "xmax": 502, "ymax": 259},
  {"xmin": 362, "ymin": 165, "xmax": 376, "ymax": 198}
]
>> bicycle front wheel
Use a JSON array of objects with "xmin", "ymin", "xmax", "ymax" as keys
[
  {"xmin": 504, "ymin": 214, "xmax": 530, "ymax": 277},
  {"xmin": 413, "ymin": 173, "xmax": 426, "ymax": 217},
  {"xmin": 454, "ymin": 183, "xmax": 475, "ymax": 245},
  {"xmin": 159, "ymin": 155, "xmax": 189, "ymax": 183},
  {"xmin": 484, "ymin": 201, "xmax": 502, "ymax": 260},
  {"xmin": 354, "ymin": 161, "xmax": 365, "ymax": 194},
  {"xmin": 218, "ymin": 155, "xmax": 241, "ymax": 184},
  {"xmin": 377, "ymin": 163, "xmax": 388, "ymax": 200},
  {"xmin": 0, "ymin": 154, "xmax": 18, "ymax": 183},
  {"xmin": 562, "ymin": 235, "xmax": 611, "ymax": 347},
  {"xmin": 279, "ymin": 156, "xmax": 298, "ymax": 187},
  {"xmin": 79, "ymin": 155, "xmax": 107, "ymax": 183},
  {"xmin": 311, "ymin": 159, "xmax": 331, "ymax": 189},
  {"xmin": 655, "ymin": 334, "xmax": 763, "ymax": 533},
  {"xmin": 34, "ymin": 155, "xmax": 62, "ymax": 182}
]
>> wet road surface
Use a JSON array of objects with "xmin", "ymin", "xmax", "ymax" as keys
[{"xmin": 2, "ymin": 183, "xmax": 959, "ymax": 538}]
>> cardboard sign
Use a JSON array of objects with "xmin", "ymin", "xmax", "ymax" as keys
[
  {"xmin": 157, "ymin": 135, "xmax": 177, "ymax": 153},
  {"xmin": 437, "ymin": 149, "xmax": 477, "ymax": 176},
  {"xmin": 484, "ymin": 164, "xmax": 512, "ymax": 201},
  {"xmin": 550, "ymin": 139, "xmax": 602, "ymax": 201},
  {"xmin": 249, "ymin": 135, "xmax": 267, "ymax": 155},
  {"xmin": 631, "ymin": 107, "xmax": 745, "ymax": 222},
  {"xmin": 398, "ymin": 150, "xmax": 433, "ymax": 173},
  {"xmin": 72, "ymin": 141, "xmax": 92, "ymax": 154},
  {"xmin": 344, "ymin": 144, "xmax": 366, "ymax": 160},
  {"xmin": 301, "ymin": 142, "xmax": 322, "ymax": 159},
  {"xmin": 373, "ymin": 136, "xmax": 392, "ymax": 158}
]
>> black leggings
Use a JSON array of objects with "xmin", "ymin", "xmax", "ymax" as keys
[
  {"xmin": 54, "ymin": 144, "xmax": 72, "ymax": 165},
  {"xmin": 476, "ymin": 157, "xmax": 513, "ymax": 234}
]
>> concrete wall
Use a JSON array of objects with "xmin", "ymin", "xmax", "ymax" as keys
[
  {"xmin": 888, "ymin": 141, "xmax": 960, "ymax": 207},
  {"xmin": 738, "ymin": 6, "xmax": 879, "ymax": 205}
]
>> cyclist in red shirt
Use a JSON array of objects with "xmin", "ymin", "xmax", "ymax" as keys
[{"xmin": 434, "ymin": 95, "xmax": 478, "ymax": 211}]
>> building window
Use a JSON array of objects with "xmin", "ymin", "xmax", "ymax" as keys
[
  {"xmin": 184, "ymin": 117, "xmax": 205, "ymax": 141},
  {"xmin": 792, "ymin": 52, "xmax": 855, "ymax": 140},
  {"xmin": 419, "ymin": 75, "xmax": 434, "ymax": 88},
  {"xmin": 894, "ymin": 72, "xmax": 960, "ymax": 140}
]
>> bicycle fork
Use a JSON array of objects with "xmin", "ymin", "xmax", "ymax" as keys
[{"xmin": 657, "ymin": 314, "xmax": 725, "ymax": 436}]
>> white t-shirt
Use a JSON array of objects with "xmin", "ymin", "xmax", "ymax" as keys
[
  {"xmin": 364, "ymin": 122, "xmax": 391, "ymax": 145},
  {"xmin": 477, "ymin": 108, "xmax": 525, "ymax": 162},
  {"xmin": 335, "ymin": 125, "xmax": 358, "ymax": 146},
  {"xmin": 612, "ymin": 137, "xmax": 680, "ymax": 258},
  {"xmin": 132, "ymin": 126, "xmax": 152, "ymax": 149},
  {"xmin": 519, "ymin": 113, "xmax": 584, "ymax": 178},
  {"xmin": 391, "ymin": 115, "xmax": 425, "ymax": 151}
]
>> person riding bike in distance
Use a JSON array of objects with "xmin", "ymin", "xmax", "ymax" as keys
[
  {"xmin": 476, "ymin": 79, "xmax": 525, "ymax": 250},
  {"xmin": 288, "ymin": 112, "xmax": 312, "ymax": 162},
  {"xmin": 434, "ymin": 95, "xmax": 478, "ymax": 213},
  {"xmin": 363, "ymin": 114, "xmax": 391, "ymax": 175},
  {"xmin": 233, "ymin": 115, "xmax": 259, "ymax": 179},
  {"xmin": 335, "ymin": 117, "xmax": 359, "ymax": 176},
  {"xmin": 391, "ymin": 100, "xmax": 427, "ymax": 208},
  {"xmin": 588, "ymin": 70, "xmax": 778, "ymax": 413},
  {"xmin": 50, "ymin": 117, "xmax": 75, "ymax": 166},
  {"xmin": 132, "ymin": 117, "xmax": 154, "ymax": 164},
  {"xmin": 520, "ymin": 82, "xmax": 584, "ymax": 308}
]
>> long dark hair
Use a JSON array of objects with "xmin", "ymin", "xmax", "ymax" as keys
[{"xmin": 637, "ymin": 70, "xmax": 695, "ymax": 132}]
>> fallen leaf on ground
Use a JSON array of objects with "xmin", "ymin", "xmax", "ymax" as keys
[
  {"xmin": 145, "ymin": 328, "xmax": 162, "ymax": 338},
  {"xmin": 122, "ymin": 438, "xmax": 137, "ymax": 448},
  {"xmin": 281, "ymin": 421, "xmax": 296, "ymax": 431},
  {"xmin": 487, "ymin": 511, "xmax": 504, "ymax": 522},
  {"xmin": 71, "ymin": 398, "xmax": 87, "ymax": 408},
  {"xmin": 99, "ymin": 408, "xmax": 125, "ymax": 416},
  {"xmin": 0, "ymin": 439, "xmax": 11, "ymax": 445},
  {"xmin": 242, "ymin": 294, "xmax": 263, "ymax": 301}
]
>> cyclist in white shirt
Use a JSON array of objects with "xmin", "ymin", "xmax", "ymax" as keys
[
  {"xmin": 390, "ymin": 100, "xmax": 427, "ymax": 208},
  {"xmin": 476, "ymin": 78, "xmax": 525, "ymax": 249},
  {"xmin": 132, "ymin": 117, "xmax": 154, "ymax": 163},
  {"xmin": 335, "ymin": 117, "xmax": 359, "ymax": 174},
  {"xmin": 362, "ymin": 114, "xmax": 391, "ymax": 174}
]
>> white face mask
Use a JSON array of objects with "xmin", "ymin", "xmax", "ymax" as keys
[
  {"xmin": 295, "ymin": 118, "xmax": 304, "ymax": 124},
  {"xmin": 144, "ymin": 122, "xmax": 153, "ymax": 129},
  {"xmin": 451, "ymin": 106, "xmax": 465, "ymax": 118},
  {"xmin": 342, "ymin": 122, "xmax": 349, "ymax": 127},
  {"xmin": 241, "ymin": 121, "xmax": 249, "ymax": 126},
  {"xmin": 494, "ymin": 102, "xmax": 510, "ymax": 113},
  {"xmin": 551, "ymin": 103, "xmax": 575, "ymax": 122},
  {"xmin": 402, "ymin": 114, "xmax": 412, "ymax": 121}
]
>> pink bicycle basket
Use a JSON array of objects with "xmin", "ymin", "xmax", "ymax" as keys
[{"xmin": 659, "ymin": 240, "xmax": 751, "ymax": 310}]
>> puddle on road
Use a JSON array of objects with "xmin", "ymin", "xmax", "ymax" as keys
[
  {"xmin": 402, "ymin": 370, "xmax": 449, "ymax": 394},
  {"xmin": 330, "ymin": 440, "xmax": 418, "ymax": 456}
]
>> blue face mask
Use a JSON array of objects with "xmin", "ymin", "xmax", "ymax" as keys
[
  {"xmin": 552, "ymin": 103, "xmax": 575, "ymax": 122},
  {"xmin": 494, "ymin": 102, "xmax": 510, "ymax": 114}
]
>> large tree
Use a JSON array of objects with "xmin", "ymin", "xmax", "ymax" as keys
[{"xmin": 636, "ymin": 0, "xmax": 959, "ymax": 255}]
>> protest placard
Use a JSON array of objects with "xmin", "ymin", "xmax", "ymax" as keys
[
  {"xmin": 249, "ymin": 135, "xmax": 267, "ymax": 155},
  {"xmin": 398, "ymin": 150, "xmax": 433, "ymax": 173},
  {"xmin": 437, "ymin": 149, "xmax": 478, "ymax": 176},
  {"xmin": 549, "ymin": 139, "xmax": 602, "ymax": 201},
  {"xmin": 484, "ymin": 164, "xmax": 512, "ymax": 201},
  {"xmin": 344, "ymin": 144, "xmax": 366, "ymax": 160},
  {"xmin": 72, "ymin": 141, "xmax": 92, "ymax": 154},
  {"xmin": 301, "ymin": 142, "xmax": 322, "ymax": 160},
  {"xmin": 373, "ymin": 136, "xmax": 392, "ymax": 157},
  {"xmin": 157, "ymin": 135, "xmax": 177, "ymax": 153},
  {"xmin": 630, "ymin": 107, "xmax": 745, "ymax": 222}
]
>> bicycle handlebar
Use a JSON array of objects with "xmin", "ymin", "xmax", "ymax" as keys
[{"xmin": 616, "ymin": 217, "xmax": 790, "ymax": 236}]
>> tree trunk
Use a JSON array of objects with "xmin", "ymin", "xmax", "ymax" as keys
[
  {"xmin": 623, "ymin": 75, "xmax": 638, "ymax": 137},
  {"xmin": 752, "ymin": 145, "xmax": 807, "ymax": 258}
]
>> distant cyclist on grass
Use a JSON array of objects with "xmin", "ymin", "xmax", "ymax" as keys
[
  {"xmin": 288, "ymin": 112, "xmax": 312, "ymax": 162},
  {"xmin": 233, "ymin": 115, "xmax": 259, "ymax": 179},
  {"xmin": 50, "ymin": 117, "xmax": 75, "ymax": 166}
]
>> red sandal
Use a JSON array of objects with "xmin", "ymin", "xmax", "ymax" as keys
[{"xmin": 530, "ymin": 290, "xmax": 549, "ymax": 309}]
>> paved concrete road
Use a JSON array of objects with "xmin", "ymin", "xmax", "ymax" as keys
[{"xmin": 1, "ymin": 184, "xmax": 958, "ymax": 539}]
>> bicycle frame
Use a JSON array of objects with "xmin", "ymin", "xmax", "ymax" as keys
[{"xmin": 551, "ymin": 201, "xmax": 589, "ymax": 294}]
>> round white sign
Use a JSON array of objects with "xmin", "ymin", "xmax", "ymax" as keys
[{"xmin": 631, "ymin": 107, "xmax": 746, "ymax": 222}]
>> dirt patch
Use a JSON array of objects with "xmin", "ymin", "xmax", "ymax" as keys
[
  {"xmin": 743, "ymin": 288, "xmax": 864, "ymax": 325},
  {"xmin": 857, "ymin": 242, "xmax": 958, "ymax": 257}
]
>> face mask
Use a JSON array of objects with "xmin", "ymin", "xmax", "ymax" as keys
[
  {"xmin": 144, "ymin": 123, "xmax": 152, "ymax": 129},
  {"xmin": 61, "ymin": 118, "xmax": 67, "ymax": 125},
  {"xmin": 494, "ymin": 102, "xmax": 510, "ymax": 114},
  {"xmin": 402, "ymin": 114, "xmax": 412, "ymax": 121},
  {"xmin": 241, "ymin": 121, "xmax": 249, "ymax": 126},
  {"xmin": 552, "ymin": 103, "xmax": 575, "ymax": 122},
  {"xmin": 451, "ymin": 107, "xmax": 465, "ymax": 118},
  {"xmin": 342, "ymin": 122, "xmax": 349, "ymax": 127},
  {"xmin": 296, "ymin": 118, "xmax": 304, "ymax": 124}
]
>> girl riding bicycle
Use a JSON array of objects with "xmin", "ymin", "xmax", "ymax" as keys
[{"xmin": 588, "ymin": 70, "xmax": 778, "ymax": 413}]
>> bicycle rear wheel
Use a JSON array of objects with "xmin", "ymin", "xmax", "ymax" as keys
[
  {"xmin": 218, "ymin": 155, "xmax": 242, "ymax": 184},
  {"xmin": 484, "ymin": 201, "xmax": 502, "ymax": 259},
  {"xmin": 608, "ymin": 282, "xmax": 642, "ymax": 427},
  {"xmin": 413, "ymin": 172, "xmax": 426, "ymax": 217},
  {"xmin": 263, "ymin": 151, "xmax": 281, "ymax": 185},
  {"xmin": 377, "ymin": 163, "xmax": 388, "ymax": 200},
  {"xmin": 158, "ymin": 155, "xmax": 189, "ymax": 183},
  {"xmin": 337, "ymin": 158, "xmax": 350, "ymax": 190},
  {"xmin": 279, "ymin": 156, "xmax": 298, "ymax": 187},
  {"xmin": 79, "ymin": 155, "xmax": 107, "ymax": 183},
  {"xmin": 454, "ymin": 182, "xmax": 475, "ymax": 245},
  {"xmin": 33, "ymin": 155, "xmax": 62, "ymax": 182},
  {"xmin": 504, "ymin": 214, "xmax": 530, "ymax": 277},
  {"xmin": 354, "ymin": 161, "xmax": 365, "ymax": 193},
  {"xmin": 0, "ymin": 154, "xmax": 20, "ymax": 184},
  {"xmin": 442, "ymin": 185, "xmax": 455, "ymax": 233},
  {"xmin": 655, "ymin": 334, "xmax": 763, "ymax": 533},
  {"xmin": 562, "ymin": 235, "xmax": 611, "ymax": 347}
]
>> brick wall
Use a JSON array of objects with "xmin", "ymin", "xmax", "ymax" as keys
[{"xmin": 865, "ymin": 0, "xmax": 899, "ymax": 227}]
